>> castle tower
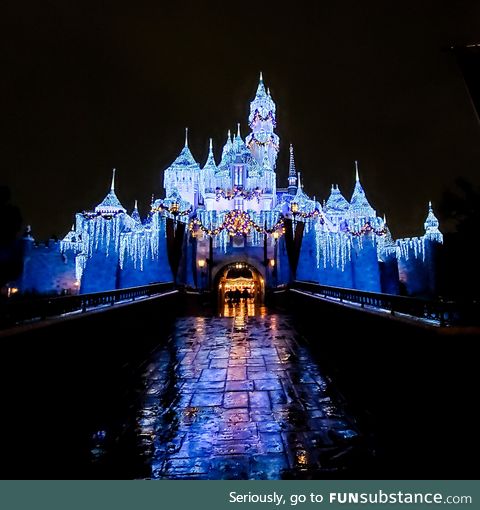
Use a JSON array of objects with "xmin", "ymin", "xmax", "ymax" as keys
[
  {"xmin": 287, "ymin": 144, "xmax": 298, "ymax": 195},
  {"xmin": 163, "ymin": 128, "xmax": 201, "ymax": 207},
  {"xmin": 348, "ymin": 161, "xmax": 376, "ymax": 220},
  {"xmin": 95, "ymin": 169, "xmax": 126, "ymax": 215},
  {"xmin": 245, "ymin": 72, "xmax": 280, "ymax": 171},
  {"xmin": 424, "ymin": 201, "xmax": 443, "ymax": 243}
]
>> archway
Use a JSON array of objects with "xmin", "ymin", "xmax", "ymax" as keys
[{"xmin": 215, "ymin": 262, "xmax": 265, "ymax": 315}]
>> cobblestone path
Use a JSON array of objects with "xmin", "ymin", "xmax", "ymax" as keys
[{"xmin": 128, "ymin": 309, "xmax": 369, "ymax": 479}]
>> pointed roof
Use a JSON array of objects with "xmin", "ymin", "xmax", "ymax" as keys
[
  {"xmin": 202, "ymin": 138, "xmax": 218, "ymax": 171},
  {"xmin": 380, "ymin": 216, "xmax": 396, "ymax": 248},
  {"xmin": 349, "ymin": 161, "xmax": 376, "ymax": 217},
  {"xmin": 220, "ymin": 129, "xmax": 234, "ymax": 167},
  {"xmin": 291, "ymin": 172, "xmax": 311, "ymax": 207},
  {"xmin": 324, "ymin": 184, "xmax": 350, "ymax": 214},
  {"xmin": 95, "ymin": 169, "xmax": 126, "ymax": 214},
  {"xmin": 249, "ymin": 72, "xmax": 276, "ymax": 126},
  {"xmin": 167, "ymin": 129, "xmax": 201, "ymax": 172},
  {"xmin": 131, "ymin": 199, "xmax": 141, "ymax": 224},
  {"xmin": 232, "ymin": 123, "xmax": 248, "ymax": 154},
  {"xmin": 424, "ymin": 201, "xmax": 443, "ymax": 242}
]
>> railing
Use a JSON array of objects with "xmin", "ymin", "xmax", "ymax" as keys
[
  {"xmin": 291, "ymin": 281, "xmax": 479, "ymax": 327},
  {"xmin": 0, "ymin": 282, "xmax": 176, "ymax": 329}
]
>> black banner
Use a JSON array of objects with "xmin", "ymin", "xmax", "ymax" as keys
[
  {"xmin": 284, "ymin": 218, "xmax": 305, "ymax": 279},
  {"xmin": 166, "ymin": 218, "xmax": 186, "ymax": 283}
]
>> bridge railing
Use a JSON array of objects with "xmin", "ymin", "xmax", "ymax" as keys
[
  {"xmin": 291, "ymin": 281, "xmax": 479, "ymax": 326},
  {"xmin": 0, "ymin": 282, "xmax": 176, "ymax": 329}
]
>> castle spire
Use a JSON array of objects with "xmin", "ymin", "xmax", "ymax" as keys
[
  {"xmin": 237, "ymin": 122, "xmax": 241, "ymax": 137},
  {"xmin": 289, "ymin": 144, "xmax": 296, "ymax": 177},
  {"xmin": 131, "ymin": 199, "xmax": 141, "ymax": 224},
  {"xmin": 424, "ymin": 201, "xmax": 443, "ymax": 243},
  {"xmin": 185, "ymin": 127, "xmax": 189, "ymax": 148},
  {"xmin": 247, "ymin": 72, "xmax": 279, "ymax": 169},
  {"xmin": 287, "ymin": 144, "xmax": 298, "ymax": 195},
  {"xmin": 95, "ymin": 169, "xmax": 126, "ymax": 214},
  {"xmin": 209, "ymin": 137, "xmax": 213, "ymax": 151},
  {"xmin": 349, "ymin": 161, "xmax": 376, "ymax": 219}
]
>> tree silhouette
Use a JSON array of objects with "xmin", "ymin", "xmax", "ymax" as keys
[
  {"xmin": 0, "ymin": 186, "xmax": 23, "ymax": 288},
  {"xmin": 438, "ymin": 178, "xmax": 480, "ymax": 299}
]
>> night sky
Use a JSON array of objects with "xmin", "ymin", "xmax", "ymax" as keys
[{"xmin": 2, "ymin": 1, "xmax": 480, "ymax": 241}]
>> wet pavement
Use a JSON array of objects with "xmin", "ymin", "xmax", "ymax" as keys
[{"xmin": 94, "ymin": 302, "xmax": 367, "ymax": 480}]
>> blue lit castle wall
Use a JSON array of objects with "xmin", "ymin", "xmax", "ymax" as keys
[
  {"xmin": 54, "ymin": 170, "xmax": 173, "ymax": 294},
  {"xmin": 294, "ymin": 160, "xmax": 442, "ymax": 295},
  {"xmin": 18, "ymin": 73, "xmax": 443, "ymax": 297},
  {"xmin": 18, "ymin": 232, "xmax": 78, "ymax": 295}
]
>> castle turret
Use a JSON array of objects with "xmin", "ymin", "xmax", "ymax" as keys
[
  {"xmin": 287, "ymin": 144, "xmax": 298, "ymax": 195},
  {"xmin": 163, "ymin": 128, "xmax": 201, "ymax": 207},
  {"xmin": 200, "ymin": 138, "xmax": 218, "ymax": 210},
  {"xmin": 348, "ymin": 161, "xmax": 376, "ymax": 220},
  {"xmin": 131, "ymin": 200, "xmax": 141, "ymax": 224},
  {"xmin": 245, "ymin": 72, "xmax": 280, "ymax": 171},
  {"xmin": 95, "ymin": 169, "xmax": 126, "ymax": 214},
  {"xmin": 424, "ymin": 201, "xmax": 443, "ymax": 243}
]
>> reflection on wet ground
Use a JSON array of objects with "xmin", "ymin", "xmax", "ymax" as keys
[
  {"xmin": 220, "ymin": 298, "xmax": 267, "ymax": 317},
  {"xmin": 92, "ymin": 304, "xmax": 370, "ymax": 479}
]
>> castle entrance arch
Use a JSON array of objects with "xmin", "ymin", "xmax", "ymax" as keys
[{"xmin": 214, "ymin": 262, "xmax": 265, "ymax": 308}]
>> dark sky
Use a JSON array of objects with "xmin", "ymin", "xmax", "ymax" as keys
[{"xmin": 2, "ymin": 0, "xmax": 480, "ymax": 240}]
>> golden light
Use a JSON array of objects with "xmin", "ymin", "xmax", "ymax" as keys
[
  {"xmin": 291, "ymin": 202, "xmax": 299, "ymax": 213},
  {"xmin": 198, "ymin": 259, "xmax": 206, "ymax": 268},
  {"xmin": 269, "ymin": 259, "xmax": 275, "ymax": 267},
  {"xmin": 273, "ymin": 231, "xmax": 279, "ymax": 239},
  {"xmin": 7, "ymin": 287, "xmax": 19, "ymax": 297}
]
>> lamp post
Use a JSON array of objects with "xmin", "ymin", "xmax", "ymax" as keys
[
  {"xmin": 291, "ymin": 201, "xmax": 299, "ymax": 232},
  {"xmin": 198, "ymin": 258, "xmax": 206, "ymax": 290}
]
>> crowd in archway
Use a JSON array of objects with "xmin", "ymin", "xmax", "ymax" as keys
[{"xmin": 225, "ymin": 287, "xmax": 255, "ymax": 303}]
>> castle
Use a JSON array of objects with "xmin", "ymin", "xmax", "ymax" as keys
[{"xmin": 16, "ymin": 74, "xmax": 443, "ymax": 299}]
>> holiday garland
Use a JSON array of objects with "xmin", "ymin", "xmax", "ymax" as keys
[
  {"xmin": 150, "ymin": 203, "xmax": 192, "ymax": 217},
  {"xmin": 344, "ymin": 222, "xmax": 387, "ymax": 237},
  {"xmin": 82, "ymin": 211, "xmax": 123, "ymax": 220},
  {"xmin": 215, "ymin": 186, "xmax": 262, "ymax": 202},
  {"xmin": 247, "ymin": 133, "xmax": 279, "ymax": 150},
  {"xmin": 250, "ymin": 110, "xmax": 276, "ymax": 127},
  {"xmin": 189, "ymin": 209, "xmax": 285, "ymax": 237}
]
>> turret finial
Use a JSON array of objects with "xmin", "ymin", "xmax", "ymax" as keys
[
  {"xmin": 355, "ymin": 160, "xmax": 359, "ymax": 181},
  {"xmin": 227, "ymin": 129, "xmax": 231, "ymax": 140},
  {"xmin": 134, "ymin": 199, "xmax": 138, "ymax": 210},
  {"xmin": 298, "ymin": 172, "xmax": 302, "ymax": 189},
  {"xmin": 259, "ymin": 71, "xmax": 263, "ymax": 82},
  {"xmin": 185, "ymin": 127, "xmax": 189, "ymax": 148},
  {"xmin": 237, "ymin": 122, "xmax": 241, "ymax": 137},
  {"xmin": 209, "ymin": 137, "xmax": 213, "ymax": 150},
  {"xmin": 428, "ymin": 200, "xmax": 432, "ymax": 209},
  {"xmin": 267, "ymin": 87, "xmax": 271, "ymax": 96},
  {"xmin": 383, "ymin": 213, "xmax": 387, "ymax": 224},
  {"xmin": 111, "ymin": 168, "xmax": 116, "ymax": 191}
]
